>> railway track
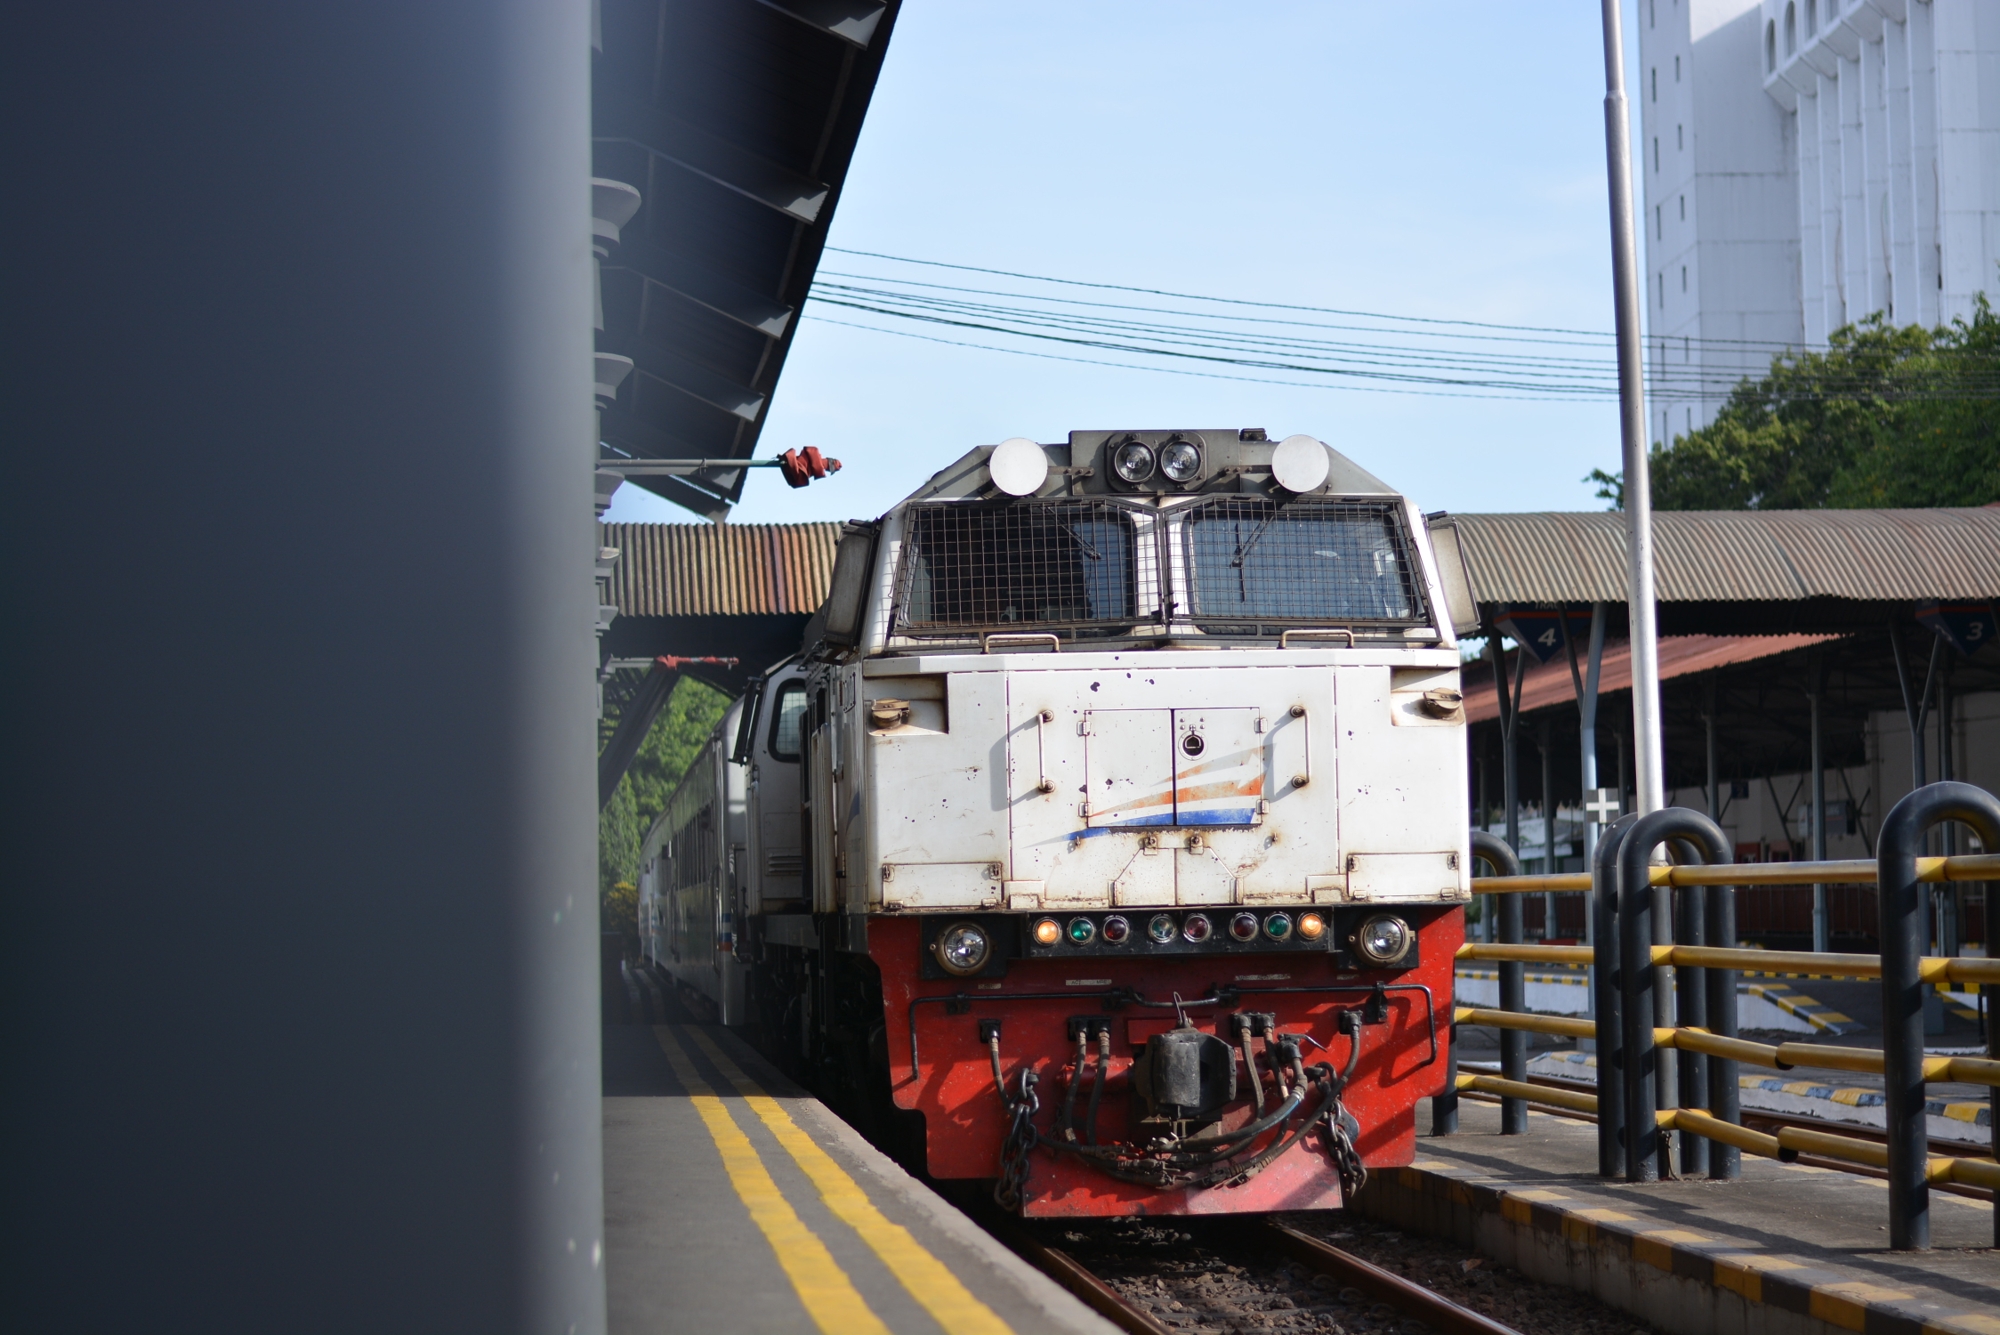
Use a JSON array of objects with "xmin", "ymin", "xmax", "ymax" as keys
[{"xmin": 999, "ymin": 1217, "xmax": 1528, "ymax": 1335}]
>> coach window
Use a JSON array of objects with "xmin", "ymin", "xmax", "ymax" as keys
[{"xmin": 768, "ymin": 682, "xmax": 808, "ymax": 761}]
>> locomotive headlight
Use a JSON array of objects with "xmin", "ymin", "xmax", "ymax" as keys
[
  {"xmin": 1147, "ymin": 913, "xmax": 1177, "ymax": 944},
  {"xmin": 1296, "ymin": 912, "xmax": 1326, "ymax": 942},
  {"xmin": 1032, "ymin": 917, "xmax": 1062, "ymax": 947},
  {"xmin": 934, "ymin": 922, "xmax": 992, "ymax": 975},
  {"xmin": 1352, "ymin": 913, "xmax": 1413, "ymax": 967},
  {"xmin": 1112, "ymin": 440, "xmax": 1156, "ymax": 483},
  {"xmin": 1158, "ymin": 439, "xmax": 1202, "ymax": 483}
]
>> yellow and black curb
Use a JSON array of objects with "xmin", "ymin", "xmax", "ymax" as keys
[{"xmin": 1353, "ymin": 1159, "xmax": 1998, "ymax": 1335}]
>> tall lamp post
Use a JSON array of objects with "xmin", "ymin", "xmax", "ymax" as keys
[{"xmin": 1599, "ymin": 0, "xmax": 1664, "ymax": 817}]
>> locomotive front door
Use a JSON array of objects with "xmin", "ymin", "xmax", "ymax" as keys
[{"xmin": 1082, "ymin": 709, "xmax": 1174, "ymax": 827}]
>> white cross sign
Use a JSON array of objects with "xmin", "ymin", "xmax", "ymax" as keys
[{"xmin": 1584, "ymin": 788, "xmax": 1622, "ymax": 825}]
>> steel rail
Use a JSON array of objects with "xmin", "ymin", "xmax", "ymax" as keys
[
  {"xmin": 1261, "ymin": 1222, "xmax": 1523, "ymax": 1335},
  {"xmin": 1001, "ymin": 1230, "xmax": 1172, "ymax": 1335}
]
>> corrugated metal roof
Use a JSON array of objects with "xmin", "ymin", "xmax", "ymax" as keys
[
  {"xmin": 1443, "ymin": 508, "xmax": 2000, "ymax": 605},
  {"xmin": 1461, "ymin": 633, "xmax": 1839, "ymax": 725},
  {"xmin": 600, "ymin": 521, "xmax": 839, "ymax": 616}
]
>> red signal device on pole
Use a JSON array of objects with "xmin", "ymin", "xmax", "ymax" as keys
[{"xmin": 778, "ymin": 447, "xmax": 840, "ymax": 489}]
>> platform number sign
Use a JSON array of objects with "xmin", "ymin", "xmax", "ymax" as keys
[
  {"xmin": 1916, "ymin": 601, "xmax": 1998, "ymax": 657},
  {"xmin": 1495, "ymin": 609, "xmax": 1570, "ymax": 664}
]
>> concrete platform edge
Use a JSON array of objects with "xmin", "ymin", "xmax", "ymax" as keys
[
  {"xmin": 1351, "ymin": 1159, "xmax": 1997, "ymax": 1335},
  {"xmin": 708, "ymin": 1026, "xmax": 1122, "ymax": 1335}
]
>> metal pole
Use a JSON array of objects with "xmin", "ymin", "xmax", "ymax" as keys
[
  {"xmin": 1592, "ymin": 814, "xmax": 1640, "ymax": 1178},
  {"xmin": 1810, "ymin": 679, "xmax": 1829, "ymax": 954},
  {"xmin": 1703, "ymin": 861, "xmax": 1742, "ymax": 1180},
  {"xmin": 1674, "ymin": 845, "xmax": 1707, "ymax": 1178},
  {"xmin": 1570, "ymin": 605, "xmax": 1607, "ymax": 1018},
  {"xmin": 1599, "ymin": 0, "xmax": 1666, "ymax": 817},
  {"xmin": 2, "ymin": 5, "xmax": 602, "ymax": 1329},
  {"xmin": 1876, "ymin": 783, "xmax": 2000, "ymax": 1250},
  {"xmin": 1472, "ymin": 833, "xmax": 1526, "ymax": 1135},
  {"xmin": 1540, "ymin": 719, "xmax": 1558, "ymax": 938}
]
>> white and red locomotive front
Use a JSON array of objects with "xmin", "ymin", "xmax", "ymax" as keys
[{"xmin": 771, "ymin": 429, "xmax": 1475, "ymax": 1217}]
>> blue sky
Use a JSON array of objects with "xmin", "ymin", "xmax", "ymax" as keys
[{"xmin": 603, "ymin": 1, "xmax": 1648, "ymax": 527}]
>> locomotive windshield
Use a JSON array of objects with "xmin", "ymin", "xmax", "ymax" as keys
[
  {"xmin": 896, "ymin": 501, "xmax": 1137, "ymax": 634},
  {"xmin": 1181, "ymin": 498, "xmax": 1425, "ymax": 627}
]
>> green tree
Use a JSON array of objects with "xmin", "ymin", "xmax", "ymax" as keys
[
  {"xmin": 1586, "ymin": 295, "xmax": 2000, "ymax": 510},
  {"xmin": 598, "ymin": 675, "xmax": 732, "ymax": 948}
]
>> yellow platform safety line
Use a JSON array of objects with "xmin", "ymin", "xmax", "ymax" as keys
[
  {"xmin": 651, "ymin": 1026, "xmax": 893, "ymax": 1335},
  {"xmin": 1470, "ymin": 851, "xmax": 2000, "ymax": 895},
  {"xmin": 679, "ymin": 1025, "xmax": 1017, "ymax": 1335}
]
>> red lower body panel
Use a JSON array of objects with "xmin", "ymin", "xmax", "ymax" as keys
[{"xmin": 868, "ymin": 909, "xmax": 1460, "ymax": 1217}]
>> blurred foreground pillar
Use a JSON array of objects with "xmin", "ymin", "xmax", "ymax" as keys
[{"xmin": 0, "ymin": 3, "xmax": 601, "ymax": 1330}]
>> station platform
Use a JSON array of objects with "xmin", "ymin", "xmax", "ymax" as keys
[
  {"xmin": 1358, "ymin": 1099, "xmax": 1998, "ymax": 1335},
  {"xmin": 602, "ymin": 1019, "xmax": 1117, "ymax": 1335}
]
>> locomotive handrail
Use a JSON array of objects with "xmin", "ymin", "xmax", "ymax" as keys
[
  {"xmin": 1277, "ymin": 627, "xmax": 1356, "ymax": 648},
  {"xmin": 1470, "ymin": 851, "xmax": 2000, "ymax": 894},
  {"xmin": 980, "ymin": 631, "xmax": 1062, "ymax": 653}
]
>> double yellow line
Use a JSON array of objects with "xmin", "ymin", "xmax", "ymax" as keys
[{"xmin": 654, "ymin": 1025, "xmax": 1014, "ymax": 1335}]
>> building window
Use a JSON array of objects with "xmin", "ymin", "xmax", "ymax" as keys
[
  {"xmin": 1785, "ymin": 2, "xmax": 1796, "ymax": 56},
  {"xmin": 1656, "ymin": 205, "xmax": 1662, "ymax": 240},
  {"xmin": 1658, "ymin": 273, "xmax": 1665, "ymax": 308},
  {"xmin": 1653, "ymin": 137, "xmax": 1660, "ymax": 172},
  {"xmin": 1681, "ymin": 265, "xmax": 1688, "ymax": 292},
  {"xmin": 1675, "ymin": 56, "xmax": 1681, "ymax": 82},
  {"xmin": 1767, "ymin": 21, "xmax": 1777, "ymax": 72},
  {"xmin": 1651, "ymin": 67, "xmax": 1657, "ymax": 102},
  {"xmin": 1806, "ymin": 0, "xmax": 1816, "ymax": 39},
  {"xmin": 1677, "ymin": 124, "xmax": 1684, "ymax": 151},
  {"xmin": 1649, "ymin": 0, "xmax": 1655, "ymax": 28},
  {"xmin": 1679, "ymin": 194, "xmax": 1686, "ymax": 221}
]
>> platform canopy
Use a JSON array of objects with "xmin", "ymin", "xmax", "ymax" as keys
[
  {"xmin": 592, "ymin": 0, "xmax": 901, "ymax": 519},
  {"xmin": 1430, "ymin": 506, "xmax": 2000, "ymax": 637}
]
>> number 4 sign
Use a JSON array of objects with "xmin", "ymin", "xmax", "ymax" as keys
[{"xmin": 1494, "ymin": 608, "xmax": 1571, "ymax": 664}]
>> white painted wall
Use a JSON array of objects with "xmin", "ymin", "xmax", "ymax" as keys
[{"xmin": 1639, "ymin": 0, "xmax": 2000, "ymax": 442}]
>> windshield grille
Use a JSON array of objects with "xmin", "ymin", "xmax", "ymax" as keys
[
  {"xmin": 895, "ymin": 502, "xmax": 1137, "ymax": 634},
  {"xmin": 1181, "ymin": 499, "xmax": 1425, "ymax": 626}
]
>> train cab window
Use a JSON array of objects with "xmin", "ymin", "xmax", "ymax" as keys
[
  {"xmin": 1181, "ymin": 498, "xmax": 1425, "ymax": 628},
  {"xmin": 895, "ymin": 501, "xmax": 1136, "ymax": 634},
  {"xmin": 767, "ymin": 682, "xmax": 808, "ymax": 761}
]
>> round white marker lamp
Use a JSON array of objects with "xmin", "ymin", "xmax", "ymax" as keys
[
  {"xmin": 988, "ymin": 437, "xmax": 1050, "ymax": 496},
  {"xmin": 1271, "ymin": 433, "xmax": 1331, "ymax": 493}
]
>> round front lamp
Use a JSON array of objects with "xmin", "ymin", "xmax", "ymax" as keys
[
  {"xmin": 1271, "ymin": 433, "xmax": 1332, "ymax": 493},
  {"xmin": 1159, "ymin": 438, "xmax": 1202, "ymax": 483},
  {"xmin": 1229, "ymin": 912, "xmax": 1260, "ymax": 942},
  {"xmin": 988, "ymin": 436, "xmax": 1050, "ymax": 496},
  {"xmin": 1296, "ymin": 911, "xmax": 1327, "ymax": 942},
  {"xmin": 934, "ymin": 922, "xmax": 992, "ymax": 976},
  {"xmin": 1352, "ymin": 913, "xmax": 1413, "ymax": 967},
  {"xmin": 1032, "ymin": 917, "xmax": 1062, "ymax": 947},
  {"xmin": 1182, "ymin": 913, "xmax": 1214, "ymax": 944},
  {"xmin": 1112, "ymin": 440, "xmax": 1156, "ymax": 483},
  {"xmin": 1101, "ymin": 914, "xmax": 1132, "ymax": 945},
  {"xmin": 1067, "ymin": 916, "xmax": 1097, "ymax": 946},
  {"xmin": 1264, "ymin": 911, "xmax": 1294, "ymax": 942},
  {"xmin": 1147, "ymin": 913, "xmax": 1178, "ymax": 944}
]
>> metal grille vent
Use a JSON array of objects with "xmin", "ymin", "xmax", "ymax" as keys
[
  {"xmin": 896, "ymin": 502, "xmax": 1137, "ymax": 635},
  {"xmin": 764, "ymin": 852, "xmax": 803, "ymax": 877},
  {"xmin": 1182, "ymin": 499, "xmax": 1425, "ymax": 626}
]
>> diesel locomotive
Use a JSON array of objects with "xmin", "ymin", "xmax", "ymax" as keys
[{"xmin": 638, "ymin": 428, "xmax": 1479, "ymax": 1217}]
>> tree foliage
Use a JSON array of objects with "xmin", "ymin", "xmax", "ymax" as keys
[
  {"xmin": 598, "ymin": 675, "xmax": 732, "ymax": 947},
  {"xmin": 1587, "ymin": 296, "xmax": 2000, "ymax": 510}
]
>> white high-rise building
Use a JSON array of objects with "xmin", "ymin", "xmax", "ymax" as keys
[{"xmin": 1638, "ymin": 0, "xmax": 2000, "ymax": 443}]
